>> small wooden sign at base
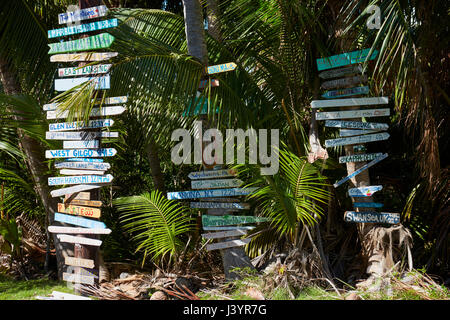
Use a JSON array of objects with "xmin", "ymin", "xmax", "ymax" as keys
[{"xmin": 206, "ymin": 238, "xmax": 251, "ymax": 251}]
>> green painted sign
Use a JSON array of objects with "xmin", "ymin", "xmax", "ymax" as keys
[
  {"xmin": 316, "ymin": 48, "xmax": 379, "ymax": 71},
  {"xmin": 48, "ymin": 33, "xmax": 115, "ymax": 54},
  {"xmin": 202, "ymin": 214, "xmax": 270, "ymax": 227}
]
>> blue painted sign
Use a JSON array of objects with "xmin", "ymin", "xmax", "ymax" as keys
[
  {"xmin": 316, "ymin": 48, "xmax": 379, "ymax": 71},
  {"xmin": 316, "ymin": 108, "xmax": 390, "ymax": 120},
  {"xmin": 58, "ymin": 5, "xmax": 108, "ymax": 24},
  {"xmin": 49, "ymin": 119, "xmax": 114, "ymax": 132},
  {"xmin": 348, "ymin": 185, "xmax": 383, "ymax": 197},
  {"xmin": 353, "ymin": 202, "xmax": 384, "ymax": 208},
  {"xmin": 206, "ymin": 62, "xmax": 236, "ymax": 75},
  {"xmin": 48, "ymin": 18, "xmax": 118, "ymax": 38},
  {"xmin": 66, "ymin": 158, "xmax": 104, "ymax": 163},
  {"xmin": 167, "ymin": 187, "xmax": 257, "ymax": 200},
  {"xmin": 324, "ymin": 132, "xmax": 390, "ymax": 148},
  {"xmin": 344, "ymin": 211, "xmax": 400, "ymax": 224},
  {"xmin": 45, "ymin": 148, "xmax": 117, "ymax": 159},
  {"xmin": 48, "ymin": 174, "xmax": 113, "ymax": 186},
  {"xmin": 54, "ymin": 212, "xmax": 106, "ymax": 229},
  {"xmin": 322, "ymin": 86, "xmax": 369, "ymax": 99}
]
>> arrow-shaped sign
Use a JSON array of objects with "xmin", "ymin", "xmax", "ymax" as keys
[
  {"xmin": 316, "ymin": 108, "xmax": 390, "ymax": 120},
  {"xmin": 48, "ymin": 33, "xmax": 115, "ymax": 54},
  {"xmin": 57, "ymin": 234, "xmax": 102, "ymax": 246},
  {"xmin": 47, "ymin": 106, "xmax": 125, "ymax": 119},
  {"xmin": 66, "ymin": 158, "xmax": 104, "ymax": 163},
  {"xmin": 311, "ymin": 97, "xmax": 388, "ymax": 109},
  {"xmin": 320, "ymin": 74, "xmax": 368, "ymax": 90},
  {"xmin": 46, "ymin": 131, "xmax": 118, "ymax": 140},
  {"xmin": 206, "ymin": 62, "xmax": 237, "ymax": 75},
  {"xmin": 190, "ymin": 202, "xmax": 250, "ymax": 210},
  {"xmin": 49, "ymin": 18, "xmax": 118, "ymax": 38},
  {"xmin": 50, "ymin": 184, "xmax": 105, "ymax": 198},
  {"xmin": 202, "ymin": 214, "xmax": 270, "ymax": 227},
  {"xmin": 339, "ymin": 129, "xmax": 382, "ymax": 137},
  {"xmin": 58, "ymin": 5, "xmax": 108, "ymax": 24},
  {"xmin": 321, "ymin": 86, "xmax": 369, "ymax": 99},
  {"xmin": 325, "ymin": 120, "xmax": 389, "ymax": 130},
  {"xmin": 54, "ymin": 75, "xmax": 110, "ymax": 91},
  {"xmin": 167, "ymin": 187, "xmax": 257, "ymax": 200},
  {"xmin": 202, "ymin": 229, "xmax": 248, "ymax": 239},
  {"xmin": 55, "ymin": 161, "xmax": 110, "ymax": 171},
  {"xmin": 188, "ymin": 169, "xmax": 237, "ymax": 180},
  {"xmin": 316, "ymin": 48, "xmax": 379, "ymax": 71},
  {"xmin": 348, "ymin": 185, "xmax": 383, "ymax": 197},
  {"xmin": 63, "ymin": 140, "xmax": 100, "ymax": 149},
  {"xmin": 59, "ymin": 169, "xmax": 105, "ymax": 176},
  {"xmin": 324, "ymin": 132, "xmax": 389, "ymax": 148},
  {"xmin": 54, "ymin": 212, "xmax": 106, "ymax": 229},
  {"xmin": 48, "ymin": 226, "xmax": 111, "ymax": 234},
  {"xmin": 49, "ymin": 119, "xmax": 114, "ymax": 132},
  {"xmin": 48, "ymin": 174, "xmax": 113, "ymax": 186},
  {"xmin": 50, "ymin": 52, "xmax": 118, "ymax": 63},
  {"xmin": 65, "ymin": 256, "xmax": 95, "ymax": 268},
  {"xmin": 319, "ymin": 64, "xmax": 363, "ymax": 79},
  {"xmin": 206, "ymin": 238, "xmax": 251, "ymax": 251},
  {"xmin": 57, "ymin": 64, "xmax": 111, "ymax": 78},
  {"xmin": 191, "ymin": 178, "xmax": 243, "ymax": 189},
  {"xmin": 344, "ymin": 211, "xmax": 400, "ymax": 224},
  {"xmin": 338, "ymin": 152, "xmax": 385, "ymax": 163},
  {"xmin": 45, "ymin": 148, "xmax": 117, "ymax": 159}
]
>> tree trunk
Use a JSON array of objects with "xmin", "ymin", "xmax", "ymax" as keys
[{"xmin": 146, "ymin": 138, "xmax": 165, "ymax": 193}]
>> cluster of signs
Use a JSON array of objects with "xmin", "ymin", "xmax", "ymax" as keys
[
  {"xmin": 313, "ymin": 48, "xmax": 400, "ymax": 225},
  {"xmin": 44, "ymin": 5, "xmax": 124, "ymax": 287}
]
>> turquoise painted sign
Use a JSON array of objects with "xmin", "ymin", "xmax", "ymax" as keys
[
  {"xmin": 202, "ymin": 214, "xmax": 270, "ymax": 227},
  {"xmin": 48, "ymin": 33, "xmax": 115, "ymax": 54},
  {"xmin": 353, "ymin": 202, "xmax": 384, "ymax": 208},
  {"xmin": 316, "ymin": 48, "xmax": 379, "ymax": 71},
  {"xmin": 48, "ymin": 19, "xmax": 118, "ymax": 38}
]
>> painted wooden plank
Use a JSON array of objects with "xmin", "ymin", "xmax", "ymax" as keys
[
  {"xmin": 63, "ymin": 199, "xmax": 102, "ymax": 207},
  {"xmin": 324, "ymin": 120, "xmax": 389, "ymax": 130},
  {"xmin": 47, "ymin": 106, "xmax": 125, "ymax": 119},
  {"xmin": 55, "ymin": 212, "xmax": 106, "ymax": 229},
  {"xmin": 324, "ymin": 132, "xmax": 390, "ymax": 147},
  {"xmin": 339, "ymin": 129, "xmax": 382, "ymax": 137},
  {"xmin": 316, "ymin": 48, "xmax": 379, "ymax": 71},
  {"xmin": 348, "ymin": 185, "xmax": 383, "ymax": 197},
  {"xmin": 206, "ymin": 62, "xmax": 237, "ymax": 75},
  {"xmin": 63, "ymin": 272, "xmax": 95, "ymax": 285},
  {"xmin": 50, "ymin": 291, "xmax": 92, "ymax": 300},
  {"xmin": 191, "ymin": 178, "xmax": 243, "ymax": 189},
  {"xmin": 206, "ymin": 238, "xmax": 251, "ymax": 251},
  {"xmin": 46, "ymin": 131, "xmax": 118, "ymax": 140},
  {"xmin": 353, "ymin": 202, "xmax": 384, "ymax": 208},
  {"xmin": 58, "ymin": 5, "xmax": 108, "ymax": 24},
  {"xmin": 316, "ymin": 108, "xmax": 390, "ymax": 120},
  {"xmin": 57, "ymin": 203, "xmax": 101, "ymax": 218},
  {"xmin": 50, "ymin": 184, "xmax": 104, "ymax": 198},
  {"xmin": 333, "ymin": 153, "xmax": 388, "ymax": 188},
  {"xmin": 43, "ymin": 97, "xmax": 126, "ymax": 111},
  {"xmin": 57, "ymin": 64, "xmax": 111, "ymax": 78},
  {"xmin": 319, "ymin": 64, "xmax": 363, "ymax": 79},
  {"xmin": 46, "ymin": 148, "xmax": 117, "ymax": 159},
  {"xmin": 55, "ymin": 161, "xmax": 110, "ymax": 171},
  {"xmin": 49, "ymin": 119, "xmax": 114, "ymax": 132},
  {"xmin": 198, "ymin": 79, "xmax": 219, "ymax": 89},
  {"xmin": 322, "ymin": 86, "xmax": 369, "ymax": 99},
  {"xmin": 48, "ymin": 33, "xmax": 114, "ymax": 54},
  {"xmin": 320, "ymin": 75, "xmax": 368, "ymax": 90},
  {"xmin": 338, "ymin": 152, "xmax": 384, "ymax": 163},
  {"xmin": 65, "ymin": 256, "xmax": 95, "ymax": 268},
  {"xmin": 57, "ymin": 234, "xmax": 102, "ymax": 246},
  {"xmin": 67, "ymin": 158, "xmax": 104, "ymax": 163},
  {"xmin": 54, "ymin": 75, "xmax": 110, "ymax": 91},
  {"xmin": 188, "ymin": 169, "xmax": 237, "ymax": 180},
  {"xmin": 353, "ymin": 145, "xmax": 366, "ymax": 152},
  {"xmin": 63, "ymin": 140, "xmax": 100, "ymax": 149},
  {"xmin": 50, "ymin": 52, "xmax": 118, "ymax": 62},
  {"xmin": 60, "ymin": 169, "xmax": 105, "ymax": 176},
  {"xmin": 312, "ymin": 97, "xmax": 388, "ymax": 109},
  {"xmin": 49, "ymin": 18, "xmax": 118, "ymax": 38},
  {"xmin": 48, "ymin": 174, "xmax": 113, "ymax": 186},
  {"xmin": 64, "ymin": 268, "xmax": 98, "ymax": 279},
  {"xmin": 344, "ymin": 211, "xmax": 400, "ymax": 224},
  {"xmin": 167, "ymin": 187, "xmax": 257, "ymax": 200},
  {"xmin": 190, "ymin": 202, "xmax": 250, "ymax": 210},
  {"xmin": 48, "ymin": 226, "xmax": 110, "ymax": 234},
  {"xmin": 202, "ymin": 214, "xmax": 270, "ymax": 227},
  {"xmin": 65, "ymin": 192, "xmax": 90, "ymax": 201},
  {"xmin": 202, "ymin": 226, "xmax": 255, "ymax": 231},
  {"xmin": 202, "ymin": 229, "xmax": 248, "ymax": 239}
]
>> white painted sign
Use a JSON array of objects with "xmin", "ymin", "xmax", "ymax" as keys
[
  {"xmin": 58, "ymin": 5, "xmax": 108, "ymax": 24},
  {"xmin": 324, "ymin": 120, "xmax": 389, "ymax": 130},
  {"xmin": 59, "ymin": 169, "xmax": 105, "ymax": 176},
  {"xmin": 348, "ymin": 185, "xmax": 383, "ymax": 197},
  {"xmin": 62, "ymin": 272, "xmax": 95, "ymax": 285},
  {"xmin": 338, "ymin": 152, "xmax": 384, "ymax": 163},
  {"xmin": 206, "ymin": 238, "xmax": 251, "ymax": 251},
  {"xmin": 66, "ymin": 158, "xmax": 103, "ymax": 163},
  {"xmin": 188, "ymin": 169, "xmax": 237, "ymax": 180},
  {"xmin": 48, "ymin": 174, "xmax": 113, "ymax": 186},
  {"xmin": 63, "ymin": 140, "xmax": 100, "ymax": 149},
  {"xmin": 316, "ymin": 108, "xmax": 390, "ymax": 120},
  {"xmin": 344, "ymin": 211, "xmax": 400, "ymax": 224},
  {"xmin": 324, "ymin": 132, "xmax": 389, "ymax": 147},
  {"xmin": 43, "ymin": 96, "xmax": 126, "ymax": 111},
  {"xmin": 50, "ymin": 184, "xmax": 104, "ymax": 197},
  {"xmin": 55, "ymin": 161, "xmax": 110, "ymax": 171},
  {"xmin": 167, "ymin": 187, "xmax": 257, "ymax": 200},
  {"xmin": 49, "ymin": 18, "xmax": 118, "ymax": 38},
  {"xmin": 54, "ymin": 212, "xmax": 106, "ymax": 228},
  {"xmin": 58, "ymin": 64, "xmax": 111, "ymax": 77},
  {"xmin": 47, "ymin": 106, "xmax": 125, "ymax": 119},
  {"xmin": 57, "ymin": 234, "xmax": 102, "ymax": 246},
  {"xmin": 311, "ymin": 97, "xmax": 388, "ymax": 109},
  {"xmin": 54, "ymin": 75, "xmax": 110, "ymax": 91},
  {"xmin": 49, "ymin": 119, "xmax": 114, "ymax": 132},
  {"xmin": 191, "ymin": 178, "xmax": 243, "ymax": 189},
  {"xmin": 46, "ymin": 148, "xmax": 117, "ymax": 159},
  {"xmin": 201, "ymin": 229, "xmax": 248, "ymax": 239},
  {"xmin": 190, "ymin": 202, "xmax": 250, "ymax": 210},
  {"xmin": 46, "ymin": 131, "xmax": 118, "ymax": 140},
  {"xmin": 50, "ymin": 52, "xmax": 118, "ymax": 62},
  {"xmin": 48, "ymin": 226, "xmax": 111, "ymax": 234},
  {"xmin": 65, "ymin": 256, "xmax": 95, "ymax": 268},
  {"xmin": 339, "ymin": 129, "xmax": 382, "ymax": 137},
  {"xmin": 202, "ymin": 226, "xmax": 255, "ymax": 231}
]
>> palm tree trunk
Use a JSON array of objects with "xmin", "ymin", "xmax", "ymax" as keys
[{"xmin": 146, "ymin": 138, "xmax": 165, "ymax": 193}]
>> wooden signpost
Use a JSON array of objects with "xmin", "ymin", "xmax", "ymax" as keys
[
  {"xmin": 348, "ymin": 185, "xmax": 383, "ymax": 197},
  {"xmin": 322, "ymin": 86, "xmax": 369, "ymax": 99},
  {"xmin": 324, "ymin": 132, "xmax": 389, "ymax": 148},
  {"xmin": 48, "ymin": 33, "xmax": 115, "ymax": 54},
  {"xmin": 57, "ymin": 203, "xmax": 101, "ymax": 218},
  {"xmin": 202, "ymin": 214, "xmax": 270, "ymax": 227},
  {"xmin": 45, "ymin": 148, "xmax": 117, "ymax": 158},
  {"xmin": 353, "ymin": 202, "xmax": 384, "ymax": 208},
  {"xmin": 320, "ymin": 74, "xmax": 368, "ymax": 90},
  {"xmin": 48, "ymin": 18, "xmax": 118, "ymax": 38},
  {"xmin": 50, "ymin": 52, "xmax": 118, "ymax": 62},
  {"xmin": 338, "ymin": 152, "xmax": 384, "ymax": 163},
  {"xmin": 48, "ymin": 174, "xmax": 113, "ymax": 186},
  {"xmin": 190, "ymin": 202, "xmax": 250, "ymax": 210},
  {"xmin": 339, "ymin": 129, "xmax": 382, "ymax": 137},
  {"xmin": 167, "ymin": 187, "xmax": 257, "ymax": 200},
  {"xmin": 188, "ymin": 169, "xmax": 236, "ymax": 180},
  {"xmin": 316, "ymin": 108, "xmax": 390, "ymax": 120},
  {"xmin": 57, "ymin": 234, "xmax": 102, "ymax": 246},
  {"xmin": 50, "ymin": 184, "xmax": 105, "ymax": 198},
  {"xmin": 324, "ymin": 120, "xmax": 389, "ymax": 130},
  {"xmin": 63, "ymin": 140, "xmax": 100, "ymax": 149},
  {"xmin": 47, "ymin": 106, "xmax": 125, "ymax": 119},
  {"xmin": 54, "ymin": 212, "xmax": 107, "ymax": 229},
  {"xmin": 344, "ymin": 211, "xmax": 400, "ymax": 224},
  {"xmin": 316, "ymin": 48, "xmax": 379, "ymax": 71},
  {"xmin": 54, "ymin": 75, "xmax": 110, "ymax": 91},
  {"xmin": 63, "ymin": 199, "xmax": 102, "ymax": 207},
  {"xmin": 49, "ymin": 119, "xmax": 114, "ymax": 131},
  {"xmin": 206, "ymin": 62, "xmax": 237, "ymax": 75},
  {"xmin": 191, "ymin": 178, "xmax": 243, "ymax": 189},
  {"xmin": 201, "ymin": 229, "xmax": 248, "ymax": 239},
  {"xmin": 62, "ymin": 273, "xmax": 95, "ymax": 285},
  {"xmin": 206, "ymin": 238, "xmax": 251, "ymax": 251},
  {"xmin": 57, "ymin": 64, "xmax": 111, "ymax": 77},
  {"xmin": 46, "ymin": 131, "xmax": 118, "ymax": 140},
  {"xmin": 65, "ymin": 256, "xmax": 95, "ymax": 268},
  {"xmin": 319, "ymin": 64, "xmax": 363, "ymax": 79},
  {"xmin": 58, "ymin": 5, "xmax": 108, "ymax": 24},
  {"xmin": 60, "ymin": 169, "xmax": 105, "ymax": 176},
  {"xmin": 55, "ymin": 161, "xmax": 110, "ymax": 171},
  {"xmin": 311, "ymin": 96, "xmax": 388, "ymax": 109},
  {"xmin": 48, "ymin": 226, "xmax": 110, "ymax": 234}
]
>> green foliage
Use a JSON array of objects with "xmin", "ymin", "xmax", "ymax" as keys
[{"xmin": 0, "ymin": 218, "xmax": 22, "ymax": 258}]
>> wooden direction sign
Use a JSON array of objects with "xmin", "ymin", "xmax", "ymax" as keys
[
  {"xmin": 324, "ymin": 132, "xmax": 390, "ymax": 148},
  {"xmin": 188, "ymin": 169, "xmax": 236, "ymax": 180},
  {"xmin": 57, "ymin": 234, "xmax": 102, "ymax": 246},
  {"xmin": 206, "ymin": 238, "xmax": 251, "ymax": 251},
  {"xmin": 63, "ymin": 199, "xmax": 102, "ymax": 207},
  {"xmin": 316, "ymin": 48, "xmax": 379, "ymax": 71},
  {"xmin": 65, "ymin": 192, "xmax": 91, "ymax": 201},
  {"xmin": 46, "ymin": 131, "xmax": 118, "ymax": 140},
  {"xmin": 48, "ymin": 226, "xmax": 110, "ymax": 234},
  {"xmin": 54, "ymin": 212, "xmax": 106, "ymax": 229},
  {"xmin": 48, "ymin": 174, "xmax": 113, "ymax": 186},
  {"xmin": 206, "ymin": 62, "xmax": 237, "ymax": 75},
  {"xmin": 338, "ymin": 152, "xmax": 384, "ymax": 163},
  {"xmin": 44, "ymin": 96, "xmax": 127, "ymax": 111},
  {"xmin": 320, "ymin": 74, "xmax": 368, "ymax": 90},
  {"xmin": 49, "ymin": 18, "xmax": 118, "ymax": 38},
  {"xmin": 202, "ymin": 214, "xmax": 270, "ymax": 227},
  {"xmin": 322, "ymin": 86, "xmax": 369, "ymax": 99},
  {"xmin": 319, "ymin": 64, "xmax": 363, "ymax": 79},
  {"xmin": 316, "ymin": 108, "xmax": 390, "ymax": 120},
  {"xmin": 353, "ymin": 202, "xmax": 384, "ymax": 208},
  {"xmin": 167, "ymin": 187, "xmax": 257, "ymax": 200},
  {"xmin": 348, "ymin": 185, "xmax": 383, "ymax": 197},
  {"xmin": 48, "ymin": 33, "xmax": 115, "ymax": 54},
  {"xmin": 324, "ymin": 120, "xmax": 389, "ymax": 130},
  {"xmin": 49, "ymin": 119, "xmax": 114, "ymax": 132},
  {"xmin": 201, "ymin": 229, "xmax": 248, "ymax": 239},
  {"xmin": 57, "ymin": 64, "xmax": 111, "ymax": 78},
  {"xmin": 333, "ymin": 153, "xmax": 388, "ymax": 188},
  {"xmin": 47, "ymin": 106, "xmax": 125, "ymax": 119},
  {"xmin": 55, "ymin": 161, "xmax": 110, "ymax": 171},
  {"xmin": 339, "ymin": 129, "xmax": 381, "ymax": 137},
  {"xmin": 62, "ymin": 272, "xmax": 95, "ymax": 285},
  {"xmin": 58, "ymin": 5, "xmax": 108, "ymax": 24},
  {"xmin": 65, "ymin": 256, "xmax": 95, "ymax": 268},
  {"xmin": 344, "ymin": 211, "xmax": 400, "ymax": 224},
  {"xmin": 198, "ymin": 79, "xmax": 219, "ymax": 89},
  {"xmin": 191, "ymin": 178, "xmax": 243, "ymax": 189},
  {"xmin": 66, "ymin": 158, "xmax": 104, "ymax": 163},
  {"xmin": 63, "ymin": 140, "xmax": 100, "ymax": 149},
  {"xmin": 54, "ymin": 75, "xmax": 110, "ymax": 91},
  {"xmin": 50, "ymin": 184, "xmax": 104, "ymax": 198},
  {"xmin": 50, "ymin": 52, "xmax": 118, "ymax": 63},
  {"xmin": 311, "ymin": 97, "xmax": 388, "ymax": 109},
  {"xmin": 57, "ymin": 203, "xmax": 101, "ymax": 218},
  {"xmin": 190, "ymin": 202, "xmax": 250, "ymax": 210},
  {"xmin": 60, "ymin": 169, "xmax": 105, "ymax": 176},
  {"xmin": 45, "ymin": 148, "xmax": 117, "ymax": 159},
  {"xmin": 202, "ymin": 226, "xmax": 255, "ymax": 231}
]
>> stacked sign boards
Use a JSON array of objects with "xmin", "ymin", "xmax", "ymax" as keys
[
  {"xmin": 45, "ymin": 5, "xmax": 124, "ymax": 289},
  {"xmin": 313, "ymin": 48, "xmax": 400, "ymax": 225}
]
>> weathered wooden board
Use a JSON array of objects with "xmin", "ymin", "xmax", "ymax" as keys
[
  {"xmin": 191, "ymin": 178, "xmax": 243, "ymax": 189},
  {"xmin": 319, "ymin": 64, "xmax": 363, "ymax": 79},
  {"xmin": 333, "ymin": 153, "xmax": 388, "ymax": 188},
  {"xmin": 201, "ymin": 229, "xmax": 248, "ymax": 239},
  {"xmin": 48, "ymin": 226, "xmax": 110, "ymax": 234},
  {"xmin": 62, "ymin": 272, "xmax": 95, "ymax": 285},
  {"xmin": 60, "ymin": 169, "xmax": 105, "ymax": 176},
  {"xmin": 57, "ymin": 234, "xmax": 102, "ymax": 246},
  {"xmin": 49, "ymin": 18, "xmax": 118, "ymax": 38},
  {"xmin": 54, "ymin": 75, "xmax": 110, "ymax": 91},
  {"xmin": 55, "ymin": 161, "xmax": 110, "ymax": 171},
  {"xmin": 348, "ymin": 185, "xmax": 383, "ymax": 197},
  {"xmin": 353, "ymin": 202, "xmax": 384, "ymax": 208},
  {"xmin": 57, "ymin": 64, "xmax": 111, "ymax": 78},
  {"xmin": 311, "ymin": 97, "xmax": 388, "ymax": 109},
  {"xmin": 63, "ymin": 268, "xmax": 98, "ymax": 279},
  {"xmin": 46, "ymin": 148, "xmax": 117, "ymax": 159},
  {"xmin": 206, "ymin": 238, "xmax": 251, "ymax": 251},
  {"xmin": 339, "ymin": 129, "xmax": 382, "ymax": 137},
  {"xmin": 58, "ymin": 5, "xmax": 108, "ymax": 24},
  {"xmin": 344, "ymin": 211, "xmax": 400, "ymax": 224},
  {"xmin": 202, "ymin": 226, "xmax": 255, "ymax": 231},
  {"xmin": 43, "ymin": 96, "xmax": 126, "ymax": 111},
  {"xmin": 188, "ymin": 169, "xmax": 237, "ymax": 180},
  {"xmin": 48, "ymin": 174, "xmax": 113, "ymax": 186},
  {"xmin": 65, "ymin": 192, "xmax": 90, "ymax": 201},
  {"xmin": 48, "ymin": 33, "xmax": 115, "ymax": 54},
  {"xmin": 316, "ymin": 48, "xmax": 379, "ymax": 71},
  {"xmin": 316, "ymin": 108, "xmax": 390, "ymax": 120},
  {"xmin": 50, "ymin": 184, "xmax": 104, "ymax": 198},
  {"xmin": 47, "ymin": 106, "xmax": 125, "ymax": 119},
  {"xmin": 63, "ymin": 198, "xmax": 102, "ymax": 207},
  {"xmin": 338, "ymin": 152, "xmax": 384, "ymax": 163},
  {"xmin": 57, "ymin": 203, "xmax": 101, "ymax": 218},
  {"xmin": 320, "ymin": 74, "xmax": 368, "ymax": 90},
  {"xmin": 198, "ymin": 79, "xmax": 219, "ymax": 89},
  {"xmin": 50, "ymin": 52, "xmax": 118, "ymax": 63},
  {"xmin": 46, "ymin": 131, "xmax": 118, "ymax": 140},
  {"xmin": 167, "ymin": 187, "xmax": 257, "ymax": 200},
  {"xmin": 190, "ymin": 202, "xmax": 250, "ymax": 210},
  {"xmin": 49, "ymin": 119, "xmax": 114, "ymax": 132},
  {"xmin": 54, "ymin": 212, "xmax": 106, "ymax": 229},
  {"xmin": 322, "ymin": 86, "xmax": 369, "ymax": 99},
  {"xmin": 324, "ymin": 132, "xmax": 389, "ymax": 147},
  {"xmin": 202, "ymin": 214, "xmax": 270, "ymax": 227},
  {"xmin": 65, "ymin": 256, "xmax": 95, "ymax": 268},
  {"xmin": 63, "ymin": 140, "xmax": 100, "ymax": 149},
  {"xmin": 324, "ymin": 120, "xmax": 389, "ymax": 130},
  {"xmin": 206, "ymin": 62, "xmax": 236, "ymax": 75},
  {"xmin": 66, "ymin": 158, "xmax": 104, "ymax": 163},
  {"xmin": 50, "ymin": 291, "xmax": 92, "ymax": 300}
]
